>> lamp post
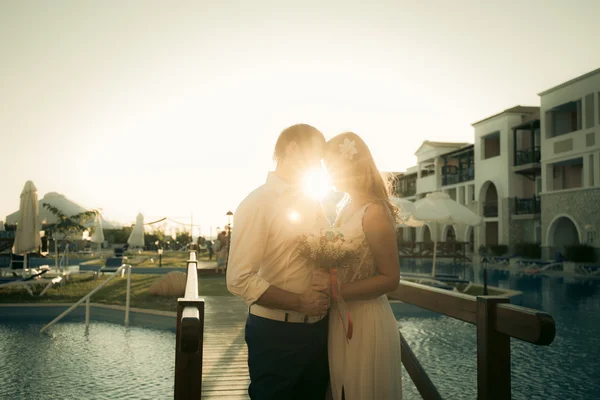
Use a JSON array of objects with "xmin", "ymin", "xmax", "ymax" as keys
[
  {"xmin": 226, "ymin": 211, "xmax": 233, "ymax": 267},
  {"xmin": 158, "ymin": 248, "xmax": 163, "ymax": 268}
]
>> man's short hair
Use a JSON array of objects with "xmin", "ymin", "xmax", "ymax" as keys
[{"xmin": 273, "ymin": 124, "xmax": 325, "ymax": 162}]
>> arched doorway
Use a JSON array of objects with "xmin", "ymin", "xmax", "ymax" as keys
[
  {"xmin": 409, "ymin": 227, "xmax": 417, "ymax": 242},
  {"xmin": 480, "ymin": 181, "xmax": 499, "ymax": 218},
  {"xmin": 547, "ymin": 215, "xmax": 580, "ymax": 251},
  {"xmin": 422, "ymin": 225, "xmax": 432, "ymax": 242},
  {"xmin": 465, "ymin": 226, "xmax": 475, "ymax": 253},
  {"xmin": 443, "ymin": 225, "xmax": 456, "ymax": 242},
  {"xmin": 396, "ymin": 227, "xmax": 404, "ymax": 243}
]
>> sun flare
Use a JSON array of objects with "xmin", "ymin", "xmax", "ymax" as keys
[{"xmin": 301, "ymin": 166, "xmax": 332, "ymax": 200}]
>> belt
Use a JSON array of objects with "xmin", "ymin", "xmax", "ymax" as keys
[{"xmin": 249, "ymin": 304, "xmax": 325, "ymax": 324}]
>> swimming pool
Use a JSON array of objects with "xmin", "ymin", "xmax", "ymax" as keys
[
  {"xmin": 0, "ymin": 322, "xmax": 175, "ymax": 399},
  {"xmin": 395, "ymin": 261, "xmax": 600, "ymax": 399},
  {"xmin": 2, "ymin": 261, "xmax": 598, "ymax": 399}
]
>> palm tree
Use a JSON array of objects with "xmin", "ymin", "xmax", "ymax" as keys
[{"xmin": 43, "ymin": 203, "xmax": 96, "ymax": 260}]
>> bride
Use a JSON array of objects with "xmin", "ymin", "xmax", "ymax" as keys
[{"xmin": 313, "ymin": 132, "xmax": 403, "ymax": 399}]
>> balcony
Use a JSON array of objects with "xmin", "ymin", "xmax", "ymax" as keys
[
  {"xmin": 397, "ymin": 186, "xmax": 416, "ymax": 197},
  {"xmin": 442, "ymin": 167, "xmax": 474, "ymax": 186},
  {"xmin": 514, "ymin": 146, "xmax": 541, "ymax": 167},
  {"xmin": 441, "ymin": 145, "xmax": 475, "ymax": 187},
  {"xmin": 393, "ymin": 179, "xmax": 417, "ymax": 198},
  {"xmin": 513, "ymin": 196, "xmax": 540, "ymax": 216},
  {"xmin": 483, "ymin": 202, "xmax": 498, "ymax": 218}
]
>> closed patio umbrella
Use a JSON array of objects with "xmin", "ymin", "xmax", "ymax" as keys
[
  {"xmin": 12, "ymin": 181, "xmax": 42, "ymax": 269},
  {"xmin": 91, "ymin": 212, "xmax": 104, "ymax": 252},
  {"xmin": 0, "ymin": 221, "xmax": 5, "ymax": 231},
  {"xmin": 414, "ymin": 192, "xmax": 481, "ymax": 277},
  {"xmin": 127, "ymin": 213, "xmax": 145, "ymax": 248}
]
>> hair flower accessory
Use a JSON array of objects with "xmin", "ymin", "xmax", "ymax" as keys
[{"xmin": 339, "ymin": 138, "xmax": 358, "ymax": 160}]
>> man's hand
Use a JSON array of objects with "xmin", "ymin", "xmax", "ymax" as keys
[
  {"xmin": 311, "ymin": 268, "xmax": 331, "ymax": 298},
  {"xmin": 298, "ymin": 289, "xmax": 330, "ymax": 317}
]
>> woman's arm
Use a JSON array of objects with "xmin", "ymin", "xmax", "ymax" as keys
[{"xmin": 339, "ymin": 203, "xmax": 400, "ymax": 301}]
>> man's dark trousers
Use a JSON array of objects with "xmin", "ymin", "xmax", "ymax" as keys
[{"xmin": 245, "ymin": 313, "xmax": 329, "ymax": 400}]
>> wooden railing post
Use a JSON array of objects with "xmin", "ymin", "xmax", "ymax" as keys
[
  {"xmin": 175, "ymin": 299, "xmax": 205, "ymax": 399},
  {"xmin": 476, "ymin": 296, "xmax": 510, "ymax": 400},
  {"xmin": 174, "ymin": 252, "xmax": 205, "ymax": 400}
]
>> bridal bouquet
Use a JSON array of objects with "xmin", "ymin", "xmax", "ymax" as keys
[
  {"xmin": 296, "ymin": 229, "xmax": 357, "ymax": 269},
  {"xmin": 297, "ymin": 229, "xmax": 357, "ymax": 342}
]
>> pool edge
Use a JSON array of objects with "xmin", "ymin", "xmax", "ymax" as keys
[{"xmin": 0, "ymin": 303, "xmax": 176, "ymax": 332}]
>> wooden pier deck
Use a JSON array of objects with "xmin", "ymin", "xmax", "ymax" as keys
[{"xmin": 201, "ymin": 296, "xmax": 250, "ymax": 399}]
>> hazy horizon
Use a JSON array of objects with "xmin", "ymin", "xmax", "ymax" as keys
[{"xmin": 2, "ymin": 0, "xmax": 600, "ymax": 234}]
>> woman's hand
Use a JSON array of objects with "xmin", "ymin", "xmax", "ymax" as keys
[{"xmin": 311, "ymin": 268, "xmax": 332, "ymax": 298}]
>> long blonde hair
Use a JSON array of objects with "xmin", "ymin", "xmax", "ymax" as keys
[{"xmin": 326, "ymin": 132, "xmax": 398, "ymax": 221}]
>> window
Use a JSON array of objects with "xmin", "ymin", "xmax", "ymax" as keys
[
  {"xmin": 546, "ymin": 100, "xmax": 582, "ymax": 138},
  {"xmin": 482, "ymin": 131, "xmax": 501, "ymax": 159},
  {"xmin": 534, "ymin": 222, "xmax": 542, "ymax": 244},
  {"xmin": 585, "ymin": 93, "xmax": 595, "ymax": 129},
  {"xmin": 468, "ymin": 184, "xmax": 475, "ymax": 203},
  {"xmin": 590, "ymin": 154, "xmax": 595, "ymax": 187},
  {"xmin": 551, "ymin": 158, "xmax": 583, "ymax": 191}
]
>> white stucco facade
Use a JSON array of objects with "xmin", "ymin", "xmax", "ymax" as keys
[
  {"xmin": 390, "ymin": 67, "xmax": 600, "ymax": 260},
  {"xmin": 538, "ymin": 68, "xmax": 600, "ymax": 258}
]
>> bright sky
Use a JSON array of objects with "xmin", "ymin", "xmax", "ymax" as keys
[{"xmin": 1, "ymin": 0, "xmax": 600, "ymax": 235}]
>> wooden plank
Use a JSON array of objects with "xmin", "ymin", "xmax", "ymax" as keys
[
  {"xmin": 476, "ymin": 296, "xmax": 510, "ymax": 400},
  {"xmin": 199, "ymin": 296, "xmax": 250, "ymax": 399}
]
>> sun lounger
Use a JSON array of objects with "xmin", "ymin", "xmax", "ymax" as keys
[
  {"xmin": 579, "ymin": 265, "xmax": 600, "ymax": 276},
  {"xmin": 114, "ymin": 247, "xmax": 125, "ymax": 258},
  {"xmin": 0, "ymin": 267, "xmax": 62, "ymax": 296},
  {"xmin": 99, "ymin": 257, "xmax": 125, "ymax": 276},
  {"xmin": 486, "ymin": 256, "xmax": 511, "ymax": 265}
]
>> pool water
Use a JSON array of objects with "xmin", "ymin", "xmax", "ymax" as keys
[
  {"xmin": 395, "ymin": 261, "xmax": 600, "ymax": 400},
  {"xmin": 0, "ymin": 322, "xmax": 175, "ymax": 399},
  {"xmin": 2, "ymin": 261, "xmax": 598, "ymax": 399}
]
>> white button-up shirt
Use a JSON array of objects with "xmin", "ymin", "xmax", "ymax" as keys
[{"xmin": 227, "ymin": 172, "xmax": 329, "ymax": 307}]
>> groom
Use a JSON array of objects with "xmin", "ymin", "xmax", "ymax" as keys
[{"xmin": 227, "ymin": 124, "xmax": 332, "ymax": 399}]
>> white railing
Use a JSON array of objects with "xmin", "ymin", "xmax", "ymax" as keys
[{"xmin": 39, "ymin": 264, "xmax": 132, "ymax": 334}]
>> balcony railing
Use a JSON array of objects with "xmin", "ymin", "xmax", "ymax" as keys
[
  {"xmin": 395, "ymin": 182, "xmax": 416, "ymax": 197},
  {"xmin": 442, "ymin": 168, "xmax": 475, "ymax": 186},
  {"xmin": 514, "ymin": 196, "xmax": 540, "ymax": 215},
  {"xmin": 483, "ymin": 202, "xmax": 498, "ymax": 218},
  {"xmin": 515, "ymin": 146, "xmax": 541, "ymax": 166}
]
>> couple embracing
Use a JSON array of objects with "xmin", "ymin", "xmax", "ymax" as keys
[{"xmin": 227, "ymin": 124, "xmax": 402, "ymax": 400}]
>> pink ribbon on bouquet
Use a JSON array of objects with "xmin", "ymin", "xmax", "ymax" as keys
[{"xmin": 330, "ymin": 267, "xmax": 353, "ymax": 342}]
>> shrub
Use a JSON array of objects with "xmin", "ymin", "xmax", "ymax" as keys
[
  {"xmin": 565, "ymin": 244, "xmax": 598, "ymax": 263},
  {"xmin": 488, "ymin": 244, "xmax": 509, "ymax": 257},
  {"xmin": 514, "ymin": 243, "xmax": 541, "ymax": 259},
  {"xmin": 478, "ymin": 245, "xmax": 488, "ymax": 256}
]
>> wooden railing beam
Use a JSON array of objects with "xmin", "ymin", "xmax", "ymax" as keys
[{"xmin": 389, "ymin": 282, "xmax": 556, "ymax": 346}]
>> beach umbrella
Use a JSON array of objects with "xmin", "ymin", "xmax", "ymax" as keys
[
  {"xmin": 414, "ymin": 192, "xmax": 481, "ymax": 277},
  {"xmin": 391, "ymin": 196, "xmax": 425, "ymax": 228},
  {"xmin": 127, "ymin": 213, "xmax": 145, "ymax": 248},
  {"xmin": 12, "ymin": 181, "xmax": 42, "ymax": 269},
  {"xmin": 90, "ymin": 212, "xmax": 104, "ymax": 251}
]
